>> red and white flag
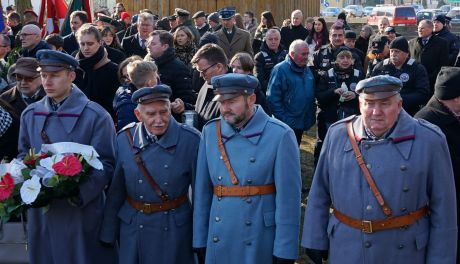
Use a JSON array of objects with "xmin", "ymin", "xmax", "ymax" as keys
[{"xmin": 39, "ymin": 0, "xmax": 68, "ymax": 34}]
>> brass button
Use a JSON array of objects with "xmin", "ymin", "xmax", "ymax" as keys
[
  {"xmin": 138, "ymin": 179, "xmax": 143, "ymax": 184},
  {"xmin": 398, "ymin": 244, "xmax": 404, "ymax": 249},
  {"xmin": 213, "ymin": 236, "xmax": 219, "ymax": 243},
  {"xmin": 164, "ymin": 211, "xmax": 168, "ymax": 215},
  {"xmin": 249, "ymin": 157, "xmax": 256, "ymax": 163},
  {"xmin": 364, "ymin": 241, "xmax": 372, "ymax": 248},
  {"xmin": 139, "ymin": 225, "xmax": 144, "ymax": 229},
  {"xmin": 403, "ymin": 187, "xmax": 409, "ymax": 192},
  {"xmin": 215, "ymin": 217, "xmax": 221, "ymax": 222},
  {"xmin": 400, "ymin": 165, "xmax": 407, "ymax": 171},
  {"xmin": 366, "ymin": 205, "xmax": 372, "ymax": 211},
  {"xmin": 366, "ymin": 164, "xmax": 371, "ymax": 169},
  {"xmin": 139, "ymin": 195, "xmax": 143, "ymax": 199},
  {"xmin": 246, "ymin": 198, "xmax": 252, "ymax": 204},
  {"xmin": 164, "ymin": 164, "xmax": 169, "ymax": 169},
  {"xmin": 245, "ymin": 220, "xmax": 252, "ymax": 226},
  {"xmin": 164, "ymin": 182, "xmax": 168, "ymax": 186},
  {"xmin": 219, "ymin": 156, "xmax": 223, "ymax": 160},
  {"xmin": 217, "ymin": 176, "xmax": 223, "ymax": 181}
]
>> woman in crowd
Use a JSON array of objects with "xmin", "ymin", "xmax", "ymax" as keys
[
  {"xmin": 173, "ymin": 26, "xmax": 197, "ymax": 68},
  {"xmin": 229, "ymin": 52, "xmax": 271, "ymax": 115},
  {"xmin": 101, "ymin": 26, "xmax": 123, "ymax": 50},
  {"xmin": 253, "ymin": 11, "xmax": 276, "ymax": 54},
  {"xmin": 305, "ymin": 18, "xmax": 329, "ymax": 65}
]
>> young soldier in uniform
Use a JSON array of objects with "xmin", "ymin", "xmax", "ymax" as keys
[
  {"xmin": 100, "ymin": 85, "xmax": 200, "ymax": 264},
  {"xmin": 193, "ymin": 73, "xmax": 301, "ymax": 264},
  {"xmin": 18, "ymin": 50, "xmax": 117, "ymax": 263}
]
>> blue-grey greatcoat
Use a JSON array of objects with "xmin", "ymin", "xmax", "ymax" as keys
[
  {"xmin": 193, "ymin": 106, "xmax": 302, "ymax": 263},
  {"xmin": 18, "ymin": 86, "xmax": 117, "ymax": 264},
  {"xmin": 100, "ymin": 119, "xmax": 200, "ymax": 264},
  {"xmin": 267, "ymin": 56, "xmax": 316, "ymax": 131},
  {"xmin": 302, "ymin": 110, "xmax": 458, "ymax": 263}
]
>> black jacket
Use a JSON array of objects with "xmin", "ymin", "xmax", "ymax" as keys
[
  {"xmin": 434, "ymin": 27, "xmax": 460, "ymax": 66},
  {"xmin": 0, "ymin": 100, "xmax": 20, "ymax": 161},
  {"xmin": 409, "ymin": 35, "xmax": 449, "ymax": 93},
  {"xmin": 21, "ymin": 40, "xmax": 50, "ymax": 58},
  {"xmin": 280, "ymin": 24, "xmax": 309, "ymax": 50},
  {"xmin": 74, "ymin": 47, "xmax": 120, "ymax": 118},
  {"xmin": 371, "ymin": 58, "xmax": 430, "ymax": 116},
  {"xmin": 121, "ymin": 33, "xmax": 147, "ymax": 58},
  {"xmin": 145, "ymin": 47, "xmax": 196, "ymax": 104},
  {"xmin": 63, "ymin": 32, "xmax": 79, "ymax": 55},
  {"xmin": 105, "ymin": 45, "xmax": 126, "ymax": 65},
  {"xmin": 0, "ymin": 86, "xmax": 46, "ymax": 118},
  {"xmin": 254, "ymin": 41, "xmax": 288, "ymax": 93}
]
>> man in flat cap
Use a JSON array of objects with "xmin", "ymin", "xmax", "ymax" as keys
[
  {"xmin": 193, "ymin": 11, "xmax": 209, "ymax": 37},
  {"xmin": 18, "ymin": 50, "xmax": 117, "ymax": 263},
  {"xmin": 173, "ymin": 8, "xmax": 201, "ymax": 45},
  {"xmin": 416, "ymin": 67, "xmax": 460, "ymax": 262},
  {"xmin": 101, "ymin": 84, "xmax": 200, "ymax": 264},
  {"xmin": 168, "ymin": 15, "xmax": 178, "ymax": 32},
  {"xmin": 409, "ymin": 19, "xmax": 449, "ymax": 94},
  {"xmin": 193, "ymin": 73, "xmax": 301, "ymax": 264},
  {"xmin": 371, "ymin": 36, "xmax": 430, "ymax": 116},
  {"xmin": 215, "ymin": 7, "xmax": 253, "ymax": 60},
  {"xmin": 433, "ymin": 14, "xmax": 459, "ymax": 66},
  {"xmin": 207, "ymin": 12, "xmax": 221, "ymax": 32},
  {"xmin": 302, "ymin": 75, "xmax": 457, "ymax": 264},
  {"xmin": 365, "ymin": 35, "xmax": 389, "ymax": 77}
]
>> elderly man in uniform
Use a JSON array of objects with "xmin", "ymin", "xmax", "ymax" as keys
[
  {"xmin": 100, "ymin": 85, "xmax": 200, "ymax": 264},
  {"xmin": 193, "ymin": 73, "xmax": 301, "ymax": 264},
  {"xmin": 18, "ymin": 50, "xmax": 117, "ymax": 263},
  {"xmin": 302, "ymin": 75, "xmax": 457, "ymax": 263},
  {"xmin": 371, "ymin": 36, "xmax": 430, "ymax": 116}
]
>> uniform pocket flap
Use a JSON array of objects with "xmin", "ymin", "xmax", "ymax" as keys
[
  {"xmin": 415, "ymin": 231, "xmax": 429, "ymax": 250},
  {"xmin": 264, "ymin": 211, "xmax": 276, "ymax": 227}
]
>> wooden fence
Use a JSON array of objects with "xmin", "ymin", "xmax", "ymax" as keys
[{"xmin": 122, "ymin": 0, "xmax": 320, "ymax": 25}]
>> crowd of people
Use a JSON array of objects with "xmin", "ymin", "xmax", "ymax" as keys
[{"xmin": 0, "ymin": 3, "xmax": 459, "ymax": 264}]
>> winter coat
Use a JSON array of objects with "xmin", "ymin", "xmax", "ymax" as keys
[
  {"xmin": 434, "ymin": 27, "xmax": 460, "ymax": 66},
  {"xmin": 280, "ymin": 24, "xmax": 309, "ymax": 50},
  {"xmin": 18, "ymin": 86, "xmax": 117, "ymax": 264},
  {"xmin": 100, "ymin": 119, "xmax": 200, "ymax": 264},
  {"xmin": 215, "ymin": 26, "xmax": 253, "ymax": 60},
  {"xmin": 193, "ymin": 106, "xmax": 301, "ymax": 263},
  {"xmin": 267, "ymin": 56, "xmax": 316, "ymax": 131},
  {"xmin": 302, "ymin": 111, "xmax": 457, "ymax": 264},
  {"xmin": 254, "ymin": 42, "xmax": 288, "ymax": 93}
]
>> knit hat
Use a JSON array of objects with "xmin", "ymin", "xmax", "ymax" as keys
[
  {"xmin": 120, "ymin": 12, "xmax": 131, "ymax": 21},
  {"xmin": 433, "ymin": 14, "xmax": 451, "ymax": 26},
  {"xmin": 338, "ymin": 12, "xmax": 346, "ymax": 21},
  {"xmin": 434, "ymin": 67, "xmax": 460, "ymax": 100},
  {"xmin": 199, "ymin": 32, "xmax": 218, "ymax": 47},
  {"xmin": 389, "ymin": 36, "xmax": 409, "ymax": 53},
  {"xmin": 345, "ymin": 30, "xmax": 356, "ymax": 39}
]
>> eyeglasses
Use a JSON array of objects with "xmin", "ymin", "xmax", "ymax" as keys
[
  {"xmin": 19, "ymin": 33, "xmax": 37, "ymax": 38},
  {"xmin": 196, "ymin": 63, "xmax": 217, "ymax": 75},
  {"xmin": 16, "ymin": 75, "xmax": 40, "ymax": 82}
]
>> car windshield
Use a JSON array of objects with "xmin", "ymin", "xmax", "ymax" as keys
[
  {"xmin": 447, "ymin": 10, "xmax": 460, "ymax": 18},
  {"xmin": 395, "ymin": 8, "xmax": 416, "ymax": 17}
]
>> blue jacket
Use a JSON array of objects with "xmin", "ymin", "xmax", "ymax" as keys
[
  {"xmin": 193, "ymin": 106, "xmax": 302, "ymax": 263},
  {"xmin": 302, "ymin": 110, "xmax": 457, "ymax": 263},
  {"xmin": 113, "ymin": 84, "xmax": 137, "ymax": 130},
  {"xmin": 267, "ymin": 56, "xmax": 316, "ymax": 131},
  {"xmin": 100, "ymin": 119, "xmax": 200, "ymax": 264}
]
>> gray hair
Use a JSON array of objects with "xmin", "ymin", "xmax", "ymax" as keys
[
  {"xmin": 138, "ymin": 12, "xmax": 154, "ymax": 25},
  {"xmin": 289, "ymin": 39, "xmax": 308, "ymax": 53}
]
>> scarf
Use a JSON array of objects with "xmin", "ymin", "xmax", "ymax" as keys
[
  {"xmin": 175, "ymin": 42, "xmax": 197, "ymax": 66},
  {"xmin": 313, "ymin": 32, "xmax": 324, "ymax": 51},
  {"xmin": 76, "ymin": 46, "xmax": 109, "ymax": 71}
]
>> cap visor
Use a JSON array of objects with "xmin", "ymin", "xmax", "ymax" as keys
[
  {"xmin": 12, "ymin": 69, "xmax": 37, "ymax": 77},
  {"xmin": 37, "ymin": 65, "xmax": 69, "ymax": 72},
  {"xmin": 360, "ymin": 91, "xmax": 399, "ymax": 100},
  {"xmin": 212, "ymin": 93, "xmax": 240, "ymax": 102}
]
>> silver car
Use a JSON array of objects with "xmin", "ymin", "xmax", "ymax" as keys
[{"xmin": 343, "ymin": 5, "xmax": 364, "ymax": 17}]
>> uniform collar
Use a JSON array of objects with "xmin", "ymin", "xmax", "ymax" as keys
[
  {"xmin": 132, "ymin": 118, "xmax": 179, "ymax": 152},
  {"xmin": 219, "ymin": 105, "xmax": 268, "ymax": 145},
  {"xmin": 347, "ymin": 110, "xmax": 415, "ymax": 159},
  {"xmin": 33, "ymin": 85, "xmax": 88, "ymax": 134}
]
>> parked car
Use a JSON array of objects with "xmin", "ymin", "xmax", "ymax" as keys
[
  {"xmin": 440, "ymin": 5, "xmax": 452, "ymax": 14},
  {"xmin": 321, "ymin": 7, "xmax": 343, "ymax": 17},
  {"xmin": 368, "ymin": 5, "xmax": 417, "ymax": 27},
  {"xmin": 416, "ymin": 9, "xmax": 444, "ymax": 24},
  {"xmin": 343, "ymin": 5, "xmax": 364, "ymax": 17},
  {"xmin": 364, "ymin": 6, "xmax": 375, "ymax": 16},
  {"xmin": 406, "ymin": 4, "xmax": 424, "ymax": 13},
  {"xmin": 447, "ymin": 7, "xmax": 460, "ymax": 25}
]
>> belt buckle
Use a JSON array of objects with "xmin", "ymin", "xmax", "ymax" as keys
[
  {"xmin": 143, "ymin": 203, "xmax": 151, "ymax": 213},
  {"xmin": 362, "ymin": 220, "xmax": 373, "ymax": 233},
  {"xmin": 216, "ymin": 185, "xmax": 223, "ymax": 198}
]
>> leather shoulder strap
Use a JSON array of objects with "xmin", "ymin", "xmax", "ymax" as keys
[
  {"xmin": 346, "ymin": 121, "xmax": 393, "ymax": 217},
  {"xmin": 216, "ymin": 120, "xmax": 239, "ymax": 185},
  {"xmin": 125, "ymin": 128, "xmax": 168, "ymax": 201}
]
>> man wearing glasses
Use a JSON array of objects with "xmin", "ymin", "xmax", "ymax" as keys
[
  {"xmin": 0, "ymin": 57, "xmax": 45, "ymax": 116},
  {"xmin": 19, "ymin": 24, "xmax": 50, "ymax": 58},
  {"xmin": 121, "ymin": 12, "xmax": 155, "ymax": 57},
  {"xmin": 190, "ymin": 43, "xmax": 229, "ymax": 130}
]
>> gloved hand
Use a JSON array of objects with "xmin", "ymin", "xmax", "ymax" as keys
[
  {"xmin": 193, "ymin": 247, "xmax": 206, "ymax": 264},
  {"xmin": 272, "ymin": 255, "xmax": 295, "ymax": 264},
  {"xmin": 305, "ymin": 248, "xmax": 328, "ymax": 264}
]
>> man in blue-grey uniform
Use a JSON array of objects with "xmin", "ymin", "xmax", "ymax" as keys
[
  {"xmin": 193, "ymin": 73, "xmax": 301, "ymax": 264},
  {"xmin": 100, "ymin": 84, "xmax": 200, "ymax": 264},
  {"xmin": 18, "ymin": 50, "xmax": 117, "ymax": 263},
  {"xmin": 302, "ymin": 75, "xmax": 457, "ymax": 264}
]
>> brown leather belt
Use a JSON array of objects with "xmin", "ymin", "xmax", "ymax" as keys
[
  {"xmin": 127, "ymin": 194, "xmax": 188, "ymax": 214},
  {"xmin": 333, "ymin": 206, "xmax": 429, "ymax": 233},
  {"xmin": 213, "ymin": 184, "xmax": 276, "ymax": 197}
]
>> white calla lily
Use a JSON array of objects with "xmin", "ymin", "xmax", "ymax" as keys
[
  {"xmin": 8, "ymin": 159, "xmax": 26, "ymax": 184},
  {"xmin": 20, "ymin": 175, "xmax": 41, "ymax": 204}
]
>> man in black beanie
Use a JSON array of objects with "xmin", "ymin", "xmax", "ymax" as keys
[
  {"xmin": 409, "ymin": 19, "xmax": 449, "ymax": 94},
  {"xmin": 433, "ymin": 14, "xmax": 459, "ymax": 66},
  {"xmin": 371, "ymin": 36, "xmax": 430, "ymax": 115},
  {"xmin": 415, "ymin": 67, "xmax": 460, "ymax": 263}
]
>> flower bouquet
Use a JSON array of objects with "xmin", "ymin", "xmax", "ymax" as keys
[{"xmin": 0, "ymin": 142, "xmax": 103, "ymax": 222}]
